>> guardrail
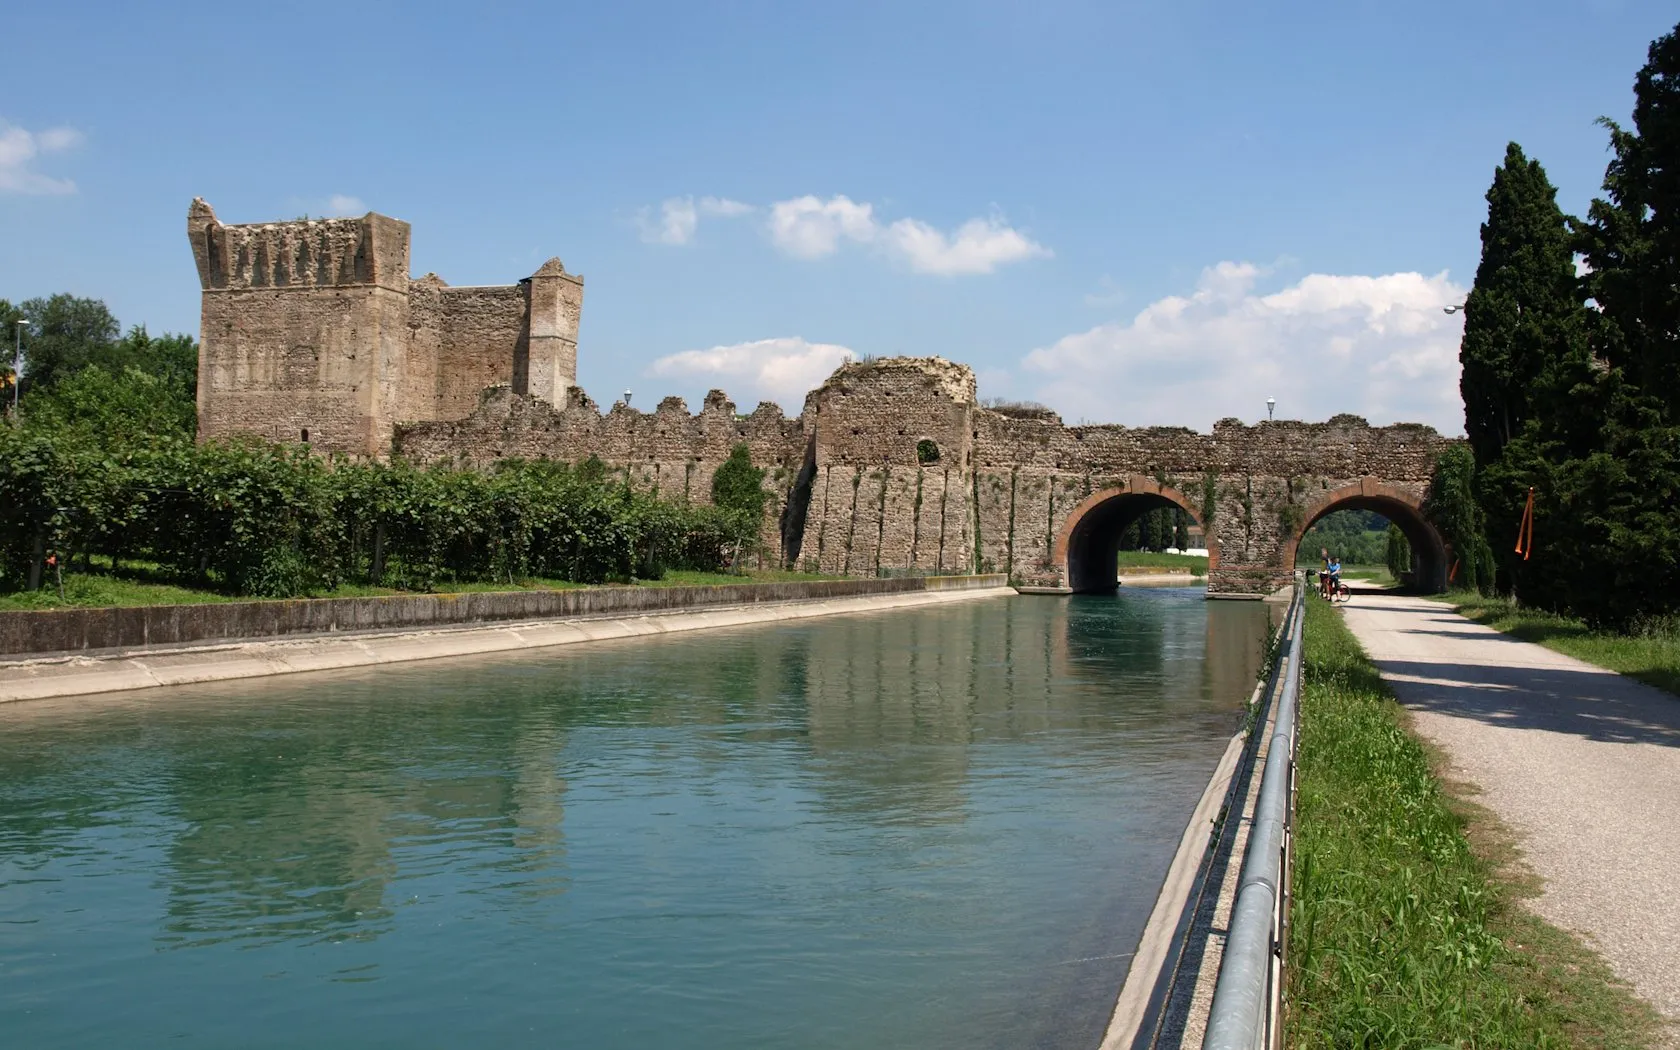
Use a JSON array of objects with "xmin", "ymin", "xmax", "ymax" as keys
[{"xmin": 1202, "ymin": 580, "xmax": 1305, "ymax": 1050}]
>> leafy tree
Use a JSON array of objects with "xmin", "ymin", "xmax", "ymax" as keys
[
  {"xmin": 1426, "ymin": 445, "xmax": 1495, "ymax": 593},
  {"xmin": 710, "ymin": 444, "xmax": 767, "ymax": 567},
  {"xmin": 711, "ymin": 444, "xmax": 767, "ymax": 521},
  {"xmin": 1385, "ymin": 524, "xmax": 1412, "ymax": 582},
  {"xmin": 17, "ymin": 294, "xmax": 120, "ymax": 393},
  {"xmin": 22, "ymin": 365, "xmax": 196, "ymax": 446}
]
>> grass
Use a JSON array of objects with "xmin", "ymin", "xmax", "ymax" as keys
[
  {"xmin": 1115, "ymin": 550, "xmax": 1208, "ymax": 576},
  {"xmin": 0, "ymin": 564, "xmax": 842, "ymax": 612},
  {"xmin": 1288, "ymin": 596, "xmax": 1663, "ymax": 1049},
  {"xmin": 1444, "ymin": 594, "xmax": 1680, "ymax": 699}
]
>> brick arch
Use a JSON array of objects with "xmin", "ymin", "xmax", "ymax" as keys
[
  {"xmin": 1284, "ymin": 477, "xmax": 1448, "ymax": 593},
  {"xmin": 1053, "ymin": 477, "xmax": 1217, "ymax": 593}
]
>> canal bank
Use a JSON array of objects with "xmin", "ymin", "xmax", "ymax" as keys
[{"xmin": 0, "ymin": 575, "xmax": 1008, "ymax": 703}]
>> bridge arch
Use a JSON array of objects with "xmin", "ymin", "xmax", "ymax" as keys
[
  {"xmin": 1054, "ymin": 477, "xmax": 1216, "ymax": 594},
  {"xmin": 1285, "ymin": 478, "xmax": 1448, "ymax": 593}
]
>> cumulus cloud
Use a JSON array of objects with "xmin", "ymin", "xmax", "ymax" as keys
[
  {"xmin": 638, "ymin": 191, "xmax": 1048, "ymax": 275},
  {"xmin": 764, "ymin": 194, "xmax": 1048, "ymax": 274},
  {"xmin": 881, "ymin": 214, "xmax": 1051, "ymax": 275},
  {"xmin": 637, "ymin": 196, "xmax": 700, "ymax": 245},
  {"xmin": 646, "ymin": 336, "xmax": 857, "ymax": 410},
  {"xmin": 766, "ymin": 194, "xmax": 878, "ymax": 258},
  {"xmin": 1020, "ymin": 262, "xmax": 1468, "ymax": 433},
  {"xmin": 0, "ymin": 121, "xmax": 84, "ymax": 195},
  {"xmin": 700, "ymin": 196, "xmax": 753, "ymax": 217},
  {"xmin": 636, "ymin": 196, "xmax": 754, "ymax": 245}
]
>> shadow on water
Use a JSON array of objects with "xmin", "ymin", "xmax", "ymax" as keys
[{"xmin": 0, "ymin": 589, "xmax": 1268, "ymax": 1050}]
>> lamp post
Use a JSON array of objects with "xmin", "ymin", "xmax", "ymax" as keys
[
  {"xmin": 623, "ymin": 389, "xmax": 633, "ymax": 408},
  {"xmin": 1443, "ymin": 302, "xmax": 1466, "ymax": 315},
  {"xmin": 1266, "ymin": 396, "xmax": 1276, "ymax": 422},
  {"xmin": 11, "ymin": 317, "xmax": 25, "ymax": 416}
]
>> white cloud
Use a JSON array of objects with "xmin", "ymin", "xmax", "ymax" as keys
[
  {"xmin": 0, "ymin": 121, "xmax": 83, "ymax": 195},
  {"xmin": 764, "ymin": 194, "xmax": 1049, "ymax": 274},
  {"xmin": 646, "ymin": 336, "xmax": 856, "ymax": 410},
  {"xmin": 637, "ymin": 196, "xmax": 700, "ymax": 245},
  {"xmin": 326, "ymin": 194, "xmax": 367, "ymax": 216},
  {"xmin": 882, "ymin": 214, "xmax": 1051, "ymax": 275},
  {"xmin": 635, "ymin": 191, "xmax": 1049, "ymax": 275},
  {"xmin": 766, "ymin": 194, "xmax": 878, "ymax": 258},
  {"xmin": 700, "ymin": 196, "xmax": 753, "ymax": 217},
  {"xmin": 1020, "ymin": 262, "xmax": 1468, "ymax": 433}
]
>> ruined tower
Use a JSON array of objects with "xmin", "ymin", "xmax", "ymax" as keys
[{"xmin": 188, "ymin": 199, "xmax": 583, "ymax": 457}]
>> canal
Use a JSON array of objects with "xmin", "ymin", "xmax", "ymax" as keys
[{"xmin": 0, "ymin": 588, "xmax": 1269, "ymax": 1049}]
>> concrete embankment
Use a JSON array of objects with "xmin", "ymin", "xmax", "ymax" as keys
[
  {"xmin": 0, "ymin": 575, "xmax": 1009, "ymax": 704},
  {"xmin": 1102, "ymin": 587, "xmax": 1291, "ymax": 1048}
]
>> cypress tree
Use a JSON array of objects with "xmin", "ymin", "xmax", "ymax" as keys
[
  {"xmin": 1458, "ymin": 143, "xmax": 1589, "ymax": 594},
  {"xmin": 1459, "ymin": 143, "xmax": 1583, "ymax": 466},
  {"xmin": 1549, "ymin": 20, "xmax": 1680, "ymax": 624}
]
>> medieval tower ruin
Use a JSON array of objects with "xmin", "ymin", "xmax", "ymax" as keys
[
  {"xmin": 188, "ymin": 199, "xmax": 583, "ymax": 457},
  {"xmin": 190, "ymin": 200, "xmax": 1455, "ymax": 595}
]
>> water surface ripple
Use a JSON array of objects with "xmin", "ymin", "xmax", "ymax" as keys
[{"xmin": 0, "ymin": 589, "xmax": 1266, "ymax": 1049}]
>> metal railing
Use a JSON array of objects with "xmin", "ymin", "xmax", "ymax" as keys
[{"xmin": 1202, "ymin": 582, "xmax": 1304, "ymax": 1050}]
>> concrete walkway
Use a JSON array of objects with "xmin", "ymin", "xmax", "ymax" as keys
[{"xmin": 1339, "ymin": 593, "xmax": 1680, "ymax": 1028}]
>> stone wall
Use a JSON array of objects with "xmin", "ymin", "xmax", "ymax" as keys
[
  {"xmin": 190, "ymin": 199, "xmax": 582, "ymax": 458},
  {"xmin": 391, "ymin": 356, "xmax": 1455, "ymax": 594}
]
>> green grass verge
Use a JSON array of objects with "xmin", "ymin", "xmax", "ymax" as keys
[
  {"xmin": 1115, "ymin": 550, "xmax": 1208, "ymax": 576},
  {"xmin": 1289, "ymin": 597, "xmax": 1663, "ymax": 1049},
  {"xmin": 1444, "ymin": 595, "xmax": 1680, "ymax": 699},
  {"xmin": 0, "ymin": 567, "xmax": 843, "ymax": 611}
]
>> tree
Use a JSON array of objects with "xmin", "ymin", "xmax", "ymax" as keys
[
  {"xmin": 1426, "ymin": 445, "xmax": 1495, "ymax": 593},
  {"xmin": 1522, "ymin": 19, "xmax": 1680, "ymax": 624},
  {"xmin": 17, "ymin": 295, "xmax": 120, "ymax": 394},
  {"xmin": 1458, "ymin": 144, "xmax": 1592, "ymax": 595},
  {"xmin": 1459, "ymin": 143, "xmax": 1585, "ymax": 466},
  {"xmin": 710, "ymin": 444, "xmax": 767, "ymax": 567},
  {"xmin": 1385, "ymin": 524, "xmax": 1412, "ymax": 583}
]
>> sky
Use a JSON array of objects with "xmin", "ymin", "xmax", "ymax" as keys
[{"xmin": 2, "ymin": 0, "xmax": 1674, "ymax": 435}]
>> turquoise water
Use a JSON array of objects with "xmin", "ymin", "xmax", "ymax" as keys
[{"xmin": 0, "ymin": 589, "xmax": 1267, "ymax": 1049}]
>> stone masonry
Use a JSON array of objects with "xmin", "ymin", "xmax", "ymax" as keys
[
  {"xmin": 192, "ymin": 202, "xmax": 1455, "ymax": 595},
  {"xmin": 189, "ymin": 199, "xmax": 582, "ymax": 457}
]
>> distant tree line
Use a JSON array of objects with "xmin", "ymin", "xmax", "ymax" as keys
[
  {"xmin": 1454, "ymin": 20, "xmax": 1680, "ymax": 626},
  {"xmin": 0, "ymin": 297, "xmax": 766, "ymax": 597}
]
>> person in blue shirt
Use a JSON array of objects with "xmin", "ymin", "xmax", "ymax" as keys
[{"xmin": 1328, "ymin": 556, "xmax": 1342, "ymax": 594}]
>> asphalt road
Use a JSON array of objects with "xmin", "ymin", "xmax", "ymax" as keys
[{"xmin": 1339, "ymin": 593, "xmax": 1680, "ymax": 1029}]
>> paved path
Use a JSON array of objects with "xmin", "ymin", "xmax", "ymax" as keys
[{"xmin": 1339, "ymin": 593, "xmax": 1680, "ymax": 1027}]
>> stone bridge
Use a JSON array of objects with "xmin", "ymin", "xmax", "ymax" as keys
[{"xmin": 399, "ymin": 357, "xmax": 1455, "ymax": 597}]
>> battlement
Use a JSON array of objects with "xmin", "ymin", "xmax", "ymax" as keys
[
  {"xmin": 191, "ymin": 198, "xmax": 581, "ymax": 457},
  {"xmin": 188, "ymin": 198, "xmax": 411, "ymax": 292}
]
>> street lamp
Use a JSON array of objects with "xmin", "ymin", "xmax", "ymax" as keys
[
  {"xmin": 1266, "ymin": 396, "xmax": 1276, "ymax": 421},
  {"xmin": 1443, "ymin": 303, "xmax": 1466, "ymax": 315},
  {"xmin": 622, "ymin": 389, "xmax": 633, "ymax": 407}
]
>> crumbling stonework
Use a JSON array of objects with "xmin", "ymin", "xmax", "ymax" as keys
[
  {"xmin": 189, "ymin": 199, "xmax": 582, "ymax": 457},
  {"xmin": 192, "ymin": 201, "xmax": 1453, "ymax": 594},
  {"xmin": 395, "ymin": 357, "xmax": 1454, "ymax": 595}
]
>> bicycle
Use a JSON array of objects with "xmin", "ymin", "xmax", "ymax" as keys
[{"xmin": 1331, "ymin": 578, "xmax": 1351, "ymax": 603}]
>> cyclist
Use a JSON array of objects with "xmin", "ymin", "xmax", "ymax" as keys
[{"xmin": 1328, "ymin": 556, "xmax": 1342, "ymax": 598}]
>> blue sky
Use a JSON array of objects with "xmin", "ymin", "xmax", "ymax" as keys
[{"xmin": 3, "ymin": 0, "xmax": 1673, "ymax": 433}]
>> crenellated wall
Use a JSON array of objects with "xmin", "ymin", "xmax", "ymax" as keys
[
  {"xmin": 392, "ymin": 357, "xmax": 1456, "ymax": 596},
  {"xmin": 188, "ymin": 197, "xmax": 1453, "ymax": 595},
  {"xmin": 189, "ymin": 199, "xmax": 582, "ymax": 458}
]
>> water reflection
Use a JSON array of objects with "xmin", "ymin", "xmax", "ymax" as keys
[{"xmin": 0, "ymin": 589, "xmax": 1267, "ymax": 1050}]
